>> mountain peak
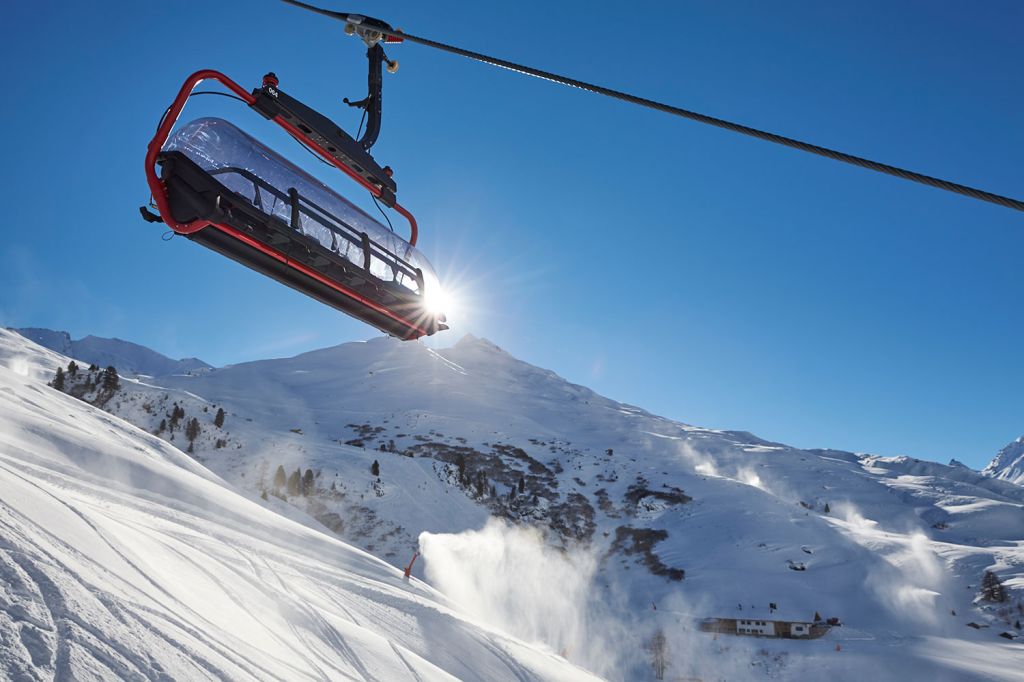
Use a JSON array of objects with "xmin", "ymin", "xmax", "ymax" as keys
[
  {"xmin": 454, "ymin": 333, "xmax": 506, "ymax": 354},
  {"xmin": 365, "ymin": 335, "xmax": 399, "ymax": 346},
  {"xmin": 982, "ymin": 435, "xmax": 1024, "ymax": 486},
  {"xmin": 12, "ymin": 327, "xmax": 73, "ymax": 356}
]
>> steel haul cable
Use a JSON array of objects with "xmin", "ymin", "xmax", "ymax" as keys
[{"xmin": 282, "ymin": 0, "xmax": 1023, "ymax": 213}]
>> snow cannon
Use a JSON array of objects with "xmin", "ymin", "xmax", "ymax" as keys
[{"xmin": 141, "ymin": 70, "xmax": 447, "ymax": 340}]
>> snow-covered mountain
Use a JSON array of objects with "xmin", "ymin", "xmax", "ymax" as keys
[
  {"xmin": 13, "ymin": 327, "xmax": 210, "ymax": 376},
  {"xmin": 0, "ymin": 328, "xmax": 597, "ymax": 681},
  {"xmin": 985, "ymin": 437, "xmax": 1024, "ymax": 486},
  {"xmin": 4, "ymin": 327, "xmax": 1023, "ymax": 681}
]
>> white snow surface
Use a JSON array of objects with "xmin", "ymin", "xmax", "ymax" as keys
[
  {"xmin": 0, "ymin": 329, "xmax": 596, "ymax": 681},
  {"xmin": 2, "ymin": 328, "xmax": 1024, "ymax": 680}
]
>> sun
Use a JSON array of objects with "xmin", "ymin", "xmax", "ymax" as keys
[{"xmin": 424, "ymin": 283, "xmax": 453, "ymax": 318}]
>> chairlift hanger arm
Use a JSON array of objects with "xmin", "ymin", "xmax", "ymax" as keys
[
  {"xmin": 280, "ymin": 0, "xmax": 1024, "ymax": 214},
  {"xmin": 342, "ymin": 43, "xmax": 388, "ymax": 151}
]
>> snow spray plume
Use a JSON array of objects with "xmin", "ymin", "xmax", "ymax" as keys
[
  {"xmin": 875, "ymin": 532, "xmax": 949, "ymax": 629},
  {"xmin": 419, "ymin": 519, "xmax": 645, "ymax": 677},
  {"xmin": 835, "ymin": 503, "xmax": 952, "ymax": 632},
  {"xmin": 676, "ymin": 440, "xmax": 786, "ymax": 498},
  {"xmin": 420, "ymin": 521, "xmax": 592, "ymax": 654}
]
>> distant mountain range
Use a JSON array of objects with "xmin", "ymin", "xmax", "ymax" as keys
[
  {"xmin": 12, "ymin": 327, "xmax": 210, "ymax": 376},
  {"xmin": 14, "ymin": 326, "xmax": 1021, "ymax": 484}
]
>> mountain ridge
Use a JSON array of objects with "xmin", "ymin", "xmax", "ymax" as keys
[
  {"xmin": 12, "ymin": 327, "xmax": 211, "ymax": 376},
  {"xmin": 23, "ymin": 325, "xmax": 1021, "ymax": 480}
]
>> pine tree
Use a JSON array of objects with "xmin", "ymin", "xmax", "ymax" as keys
[
  {"xmin": 489, "ymin": 484, "xmax": 496, "ymax": 498},
  {"xmin": 981, "ymin": 571, "xmax": 1007, "ymax": 603},
  {"xmin": 649, "ymin": 629, "xmax": 668, "ymax": 680},
  {"xmin": 273, "ymin": 465, "xmax": 286, "ymax": 491},
  {"xmin": 52, "ymin": 367, "xmax": 65, "ymax": 391},
  {"xmin": 371, "ymin": 460, "xmax": 380, "ymax": 477},
  {"xmin": 67, "ymin": 360, "xmax": 78, "ymax": 377},
  {"xmin": 214, "ymin": 407, "xmax": 225, "ymax": 428},
  {"xmin": 824, "ymin": 503, "xmax": 831, "ymax": 513},
  {"xmin": 102, "ymin": 366, "xmax": 119, "ymax": 391},
  {"xmin": 88, "ymin": 363, "xmax": 98, "ymax": 372},
  {"xmin": 169, "ymin": 404, "xmax": 185, "ymax": 429},
  {"xmin": 185, "ymin": 417, "xmax": 201, "ymax": 443},
  {"xmin": 157, "ymin": 419, "xmax": 167, "ymax": 434},
  {"xmin": 287, "ymin": 469, "xmax": 301, "ymax": 496},
  {"xmin": 302, "ymin": 468, "xmax": 315, "ymax": 496},
  {"xmin": 455, "ymin": 453, "xmax": 467, "ymax": 485},
  {"xmin": 518, "ymin": 476, "xmax": 525, "ymax": 494}
]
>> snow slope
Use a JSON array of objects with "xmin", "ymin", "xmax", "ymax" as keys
[
  {"xmin": 14, "ymin": 327, "xmax": 210, "ymax": 376},
  {"xmin": 0, "ymin": 329, "xmax": 597, "ymax": 681},
  {"xmin": 7, "ymin": 328, "xmax": 1024, "ymax": 680}
]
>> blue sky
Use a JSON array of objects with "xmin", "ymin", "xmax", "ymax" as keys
[{"xmin": 2, "ymin": 1, "xmax": 1021, "ymax": 467}]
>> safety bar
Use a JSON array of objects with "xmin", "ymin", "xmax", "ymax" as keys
[{"xmin": 207, "ymin": 166, "xmax": 423, "ymax": 290}]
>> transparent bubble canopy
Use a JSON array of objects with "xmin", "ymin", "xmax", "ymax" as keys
[{"xmin": 164, "ymin": 117, "xmax": 439, "ymax": 298}]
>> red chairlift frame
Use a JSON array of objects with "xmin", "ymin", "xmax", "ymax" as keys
[{"xmin": 145, "ymin": 69, "xmax": 431, "ymax": 339}]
